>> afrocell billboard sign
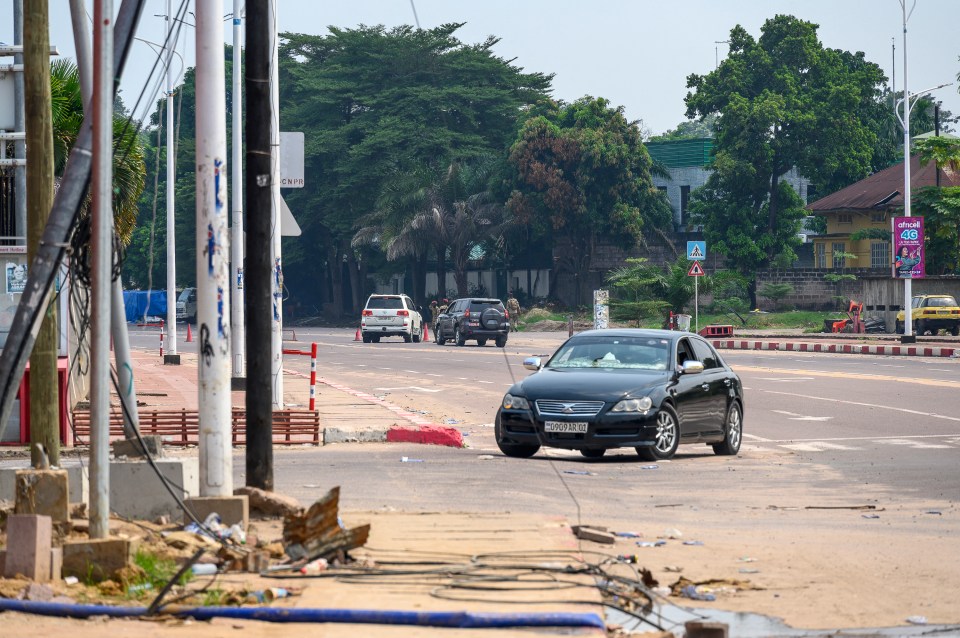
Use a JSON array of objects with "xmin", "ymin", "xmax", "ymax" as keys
[{"xmin": 892, "ymin": 216, "xmax": 924, "ymax": 279}]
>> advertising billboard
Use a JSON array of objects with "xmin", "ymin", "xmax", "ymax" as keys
[{"xmin": 892, "ymin": 216, "xmax": 924, "ymax": 279}]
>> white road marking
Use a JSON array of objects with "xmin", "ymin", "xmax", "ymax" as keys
[
  {"xmin": 743, "ymin": 433, "xmax": 774, "ymax": 442},
  {"xmin": 374, "ymin": 386, "xmax": 442, "ymax": 393},
  {"xmin": 759, "ymin": 389, "xmax": 960, "ymax": 423},
  {"xmin": 771, "ymin": 410, "xmax": 833, "ymax": 421},
  {"xmin": 378, "ymin": 367, "xmax": 392, "ymax": 370},
  {"xmin": 873, "ymin": 438, "xmax": 953, "ymax": 449},
  {"xmin": 478, "ymin": 380, "xmax": 494, "ymax": 384},
  {"xmin": 757, "ymin": 377, "xmax": 814, "ymax": 382},
  {"xmin": 403, "ymin": 370, "xmax": 418, "ymax": 373},
  {"xmin": 781, "ymin": 442, "xmax": 861, "ymax": 452},
  {"xmin": 928, "ymin": 369, "xmax": 953, "ymax": 373},
  {"xmin": 426, "ymin": 373, "xmax": 442, "ymax": 377}
]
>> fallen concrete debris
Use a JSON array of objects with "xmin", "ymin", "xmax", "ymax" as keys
[
  {"xmin": 235, "ymin": 485, "xmax": 303, "ymax": 519},
  {"xmin": 282, "ymin": 486, "xmax": 369, "ymax": 562},
  {"xmin": 571, "ymin": 525, "xmax": 615, "ymax": 544}
]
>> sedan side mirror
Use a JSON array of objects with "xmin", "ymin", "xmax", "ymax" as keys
[
  {"xmin": 523, "ymin": 356, "xmax": 542, "ymax": 371},
  {"xmin": 681, "ymin": 360, "xmax": 705, "ymax": 375}
]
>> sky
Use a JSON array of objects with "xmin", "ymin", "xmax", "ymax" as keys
[{"xmin": 2, "ymin": 0, "xmax": 959, "ymax": 135}]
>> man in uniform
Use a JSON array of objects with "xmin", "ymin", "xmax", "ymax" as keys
[
  {"xmin": 430, "ymin": 300, "xmax": 440, "ymax": 325},
  {"xmin": 506, "ymin": 293, "xmax": 521, "ymax": 332}
]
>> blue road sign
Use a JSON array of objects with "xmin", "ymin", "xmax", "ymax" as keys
[{"xmin": 687, "ymin": 241, "xmax": 706, "ymax": 261}]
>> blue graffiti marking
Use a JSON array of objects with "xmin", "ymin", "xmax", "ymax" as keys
[
  {"xmin": 203, "ymin": 224, "xmax": 216, "ymax": 276},
  {"xmin": 217, "ymin": 286, "xmax": 226, "ymax": 339},
  {"xmin": 214, "ymin": 158, "xmax": 224, "ymax": 212}
]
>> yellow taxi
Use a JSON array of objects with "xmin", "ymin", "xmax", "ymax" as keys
[{"xmin": 896, "ymin": 294, "xmax": 960, "ymax": 336}]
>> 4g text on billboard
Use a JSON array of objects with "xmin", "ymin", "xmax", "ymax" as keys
[{"xmin": 892, "ymin": 216, "xmax": 924, "ymax": 279}]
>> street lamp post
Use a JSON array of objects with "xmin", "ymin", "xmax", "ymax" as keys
[{"xmin": 895, "ymin": 1, "xmax": 952, "ymax": 341}]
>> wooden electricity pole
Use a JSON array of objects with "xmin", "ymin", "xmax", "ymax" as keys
[{"xmin": 24, "ymin": 0, "xmax": 60, "ymax": 466}]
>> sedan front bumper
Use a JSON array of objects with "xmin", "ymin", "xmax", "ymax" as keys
[{"xmin": 499, "ymin": 409, "xmax": 661, "ymax": 450}]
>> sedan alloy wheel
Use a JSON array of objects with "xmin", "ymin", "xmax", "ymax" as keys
[
  {"xmin": 637, "ymin": 404, "xmax": 679, "ymax": 461},
  {"xmin": 712, "ymin": 401, "xmax": 742, "ymax": 456}
]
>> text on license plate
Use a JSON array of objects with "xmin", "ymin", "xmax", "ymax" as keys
[{"xmin": 544, "ymin": 421, "xmax": 588, "ymax": 433}]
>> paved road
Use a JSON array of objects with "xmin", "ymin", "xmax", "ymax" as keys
[{"xmin": 129, "ymin": 325, "xmax": 960, "ymax": 503}]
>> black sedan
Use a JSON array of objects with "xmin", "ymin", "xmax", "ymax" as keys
[{"xmin": 495, "ymin": 329, "xmax": 743, "ymax": 460}]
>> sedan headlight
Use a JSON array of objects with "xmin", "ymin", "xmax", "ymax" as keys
[
  {"xmin": 502, "ymin": 394, "xmax": 530, "ymax": 410},
  {"xmin": 611, "ymin": 397, "xmax": 653, "ymax": 413}
]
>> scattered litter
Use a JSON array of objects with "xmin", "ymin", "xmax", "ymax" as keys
[
  {"xmin": 477, "ymin": 455, "xmax": 495, "ymax": 460},
  {"xmin": 400, "ymin": 457, "xmax": 423, "ymax": 463},
  {"xmin": 246, "ymin": 587, "xmax": 290, "ymax": 604},
  {"xmin": 637, "ymin": 540, "xmax": 667, "ymax": 548},
  {"xmin": 614, "ymin": 531, "xmax": 641, "ymax": 538},
  {"xmin": 652, "ymin": 586, "xmax": 671, "ymax": 597},
  {"xmin": 64, "ymin": 576, "xmax": 79, "ymax": 585},
  {"xmin": 191, "ymin": 563, "xmax": 218, "ymax": 576},
  {"xmin": 680, "ymin": 585, "xmax": 716, "ymax": 601},
  {"xmin": 640, "ymin": 465, "xmax": 659, "ymax": 470},
  {"xmin": 806, "ymin": 504, "xmax": 879, "ymax": 511},
  {"xmin": 906, "ymin": 616, "xmax": 928, "ymax": 625},
  {"xmin": 664, "ymin": 565, "xmax": 683, "ymax": 573},
  {"xmin": 682, "ymin": 540, "xmax": 704, "ymax": 546},
  {"xmin": 617, "ymin": 554, "xmax": 641, "ymax": 564},
  {"xmin": 861, "ymin": 514, "xmax": 880, "ymax": 519},
  {"xmin": 925, "ymin": 510, "xmax": 942, "ymax": 515},
  {"xmin": 738, "ymin": 557, "xmax": 756, "ymax": 563},
  {"xmin": 127, "ymin": 583, "xmax": 154, "ymax": 594},
  {"xmin": 655, "ymin": 503, "xmax": 683, "ymax": 508},
  {"xmin": 443, "ymin": 418, "xmax": 462, "ymax": 424},
  {"xmin": 302, "ymin": 484, "xmax": 319, "ymax": 488},
  {"xmin": 738, "ymin": 568, "xmax": 760, "ymax": 574},
  {"xmin": 299, "ymin": 558, "xmax": 328, "ymax": 574},
  {"xmin": 183, "ymin": 512, "xmax": 245, "ymax": 543},
  {"xmin": 662, "ymin": 528, "xmax": 683, "ymax": 539},
  {"xmin": 563, "ymin": 470, "xmax": 596, "ymax": 476}
]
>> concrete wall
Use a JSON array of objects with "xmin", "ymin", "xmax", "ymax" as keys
[{"xmin": 372, "ymin": 269, "xmax": 551, "ymax": 301}]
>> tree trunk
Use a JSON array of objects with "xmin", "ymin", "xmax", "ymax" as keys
[
  {"xmin": 327, "ymin": 245, "xmax": 343, "ymax": 319},
  {"xmin": 435, "ymin": 243, "xmax": 448, "ymax": 298},
  {"xmin": 454, "ymin": 262, "xmax": 468, "ymax": 297},
  {"xmin": 747, "ymin": 278, "xmax": 758, "ymax": 310},
  {"xmin": 412, "ymin": 253, "xmax": 427, "ymax": 304},
  {"xmin": 347, "ymin": 251, "xmax": 362, "ymax": 315}
]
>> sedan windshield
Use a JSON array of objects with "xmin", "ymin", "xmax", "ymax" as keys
[{"xmin": 546, "ymin": 336, "xmax": 670, "ymax": 370}]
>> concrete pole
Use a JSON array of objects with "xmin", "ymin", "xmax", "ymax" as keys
[
  {"xmin": 13, "ymin": 0, "xmax": 26, "ymax": 244},
  {"xmin": 195, "ymin": 0, "xmax": 233, "ymax": 497},
  {"xmin": 68, "ymin": 0, "xmax": 92, "ymax": 111},
  {"xmin": 231, "ymin": 0, "xmax": 246, "ymax": 387},
  {"xmin": 901, "ymin": 0, "xmax": 913, "ymax": 338},
  {"xmin": 269, "ymin": 0, "xmax": 283, "ymax": 408},
  {"xmin": 69, "ymin": 0, "xmax": 140, "ymax": 439},
  {"xmin": 165, "ymin": 0, "xmax": 179, "ymax": 361},
  {"xmin": 90, "ymin": 0, "xmax": 114, "ymax": 539}
]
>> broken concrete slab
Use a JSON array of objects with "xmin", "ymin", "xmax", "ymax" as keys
[
  {"xmin": 109, "ymin": 457, "xmax": 198, "ymax": 520},
  {"xmin": 571, "ymin": 525, "xmax": 615, "ymax": 544},
  {"xmin": 283, "ymin": 486, "xmax": 369, "ymax": 562},
  {"xmin": 62, "ymin": 538, "xmax": 138, "ymax": 583},
  {"xmin": 234, "ymin": 486, "xmax": 302, "ymax": 519},
  {"xmin": 183, "ymin": 495, "xmax": 249, "ymax": 529},
  {"xmin": 111, "ymin": 435, "xmax": 165, "ymax": 459},
  {"xmin": 14, "ymin": 470, "xmax": 69, "ymax": 523},
  {"xmin": 0, "ymin": 465, "xmax": 88, "ymax": 505},
  {"xmin": 4, "ymin": 514, "xmax": 53, "ymax": 581}
]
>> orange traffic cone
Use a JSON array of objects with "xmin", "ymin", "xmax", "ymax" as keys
[
  {"xmin": 423, "ymin": 323, "xmax": 429, "ymax": 341},
  {"xmin": 354, "ymin": 327, "xmax": 362, "ymax": 341},
  {"xmin": 186, "ymin": 322, "xmax": 193, "ymax": 342}
]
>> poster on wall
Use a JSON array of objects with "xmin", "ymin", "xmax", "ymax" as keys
[
  {"xmin": 5, "ymin": 262, "xmax": 27, "ymax": 294},
  {"xmin": 892, "ymin": 216, "xmax": 924, "ymax": 279}
]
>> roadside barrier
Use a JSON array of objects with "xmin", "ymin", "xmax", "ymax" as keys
[
  {"xmin": 281, "ymin": 342, "xmax": 318, "ymax": 409},
  {"xmin": 283, "ymin": 328, "xmax": 298, "ymax": 341}
]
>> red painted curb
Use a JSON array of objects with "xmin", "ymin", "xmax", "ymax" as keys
[{"xmin": 387, "ymin": 425, "xmax": 463, "ymax": 448}]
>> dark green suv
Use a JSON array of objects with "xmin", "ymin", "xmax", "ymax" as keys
[{"xmin": 435, "ymin": 298, "xmax": 509, "ymax": 347}]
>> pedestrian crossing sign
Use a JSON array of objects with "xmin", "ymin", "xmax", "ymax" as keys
[
  {"xmin": 687, "ymin": 241, "xmax": 706, "ymax": 260},
  {"xmin": 687, "ymin": 261, "xmax": 705, "ymax": 277}
]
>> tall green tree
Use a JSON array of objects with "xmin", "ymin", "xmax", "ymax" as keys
[
  {"xmin": 684, "ymin": 15, "xmax": 887, "ymax": 305},
  {"xmin": 279, "ymin": 24, "xmax": 551, "ymax": 316},
  {"xmin": 50, "ymin": 59, "xmax": 145, "ymax": 243},
  {"xmin": 507, "ymin": 97, "xmax": 672, "ymax": 306}
]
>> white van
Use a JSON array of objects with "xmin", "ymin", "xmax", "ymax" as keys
[{"xmin": 360, "ymin": 294, "xmax": 423, "ymax": 343}]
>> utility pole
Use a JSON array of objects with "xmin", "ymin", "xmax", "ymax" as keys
[
  {"xmin": 24, "ymin": 0, "xmax": 59, "ymax": 468},
  {"xmin": 69, "ymin": 0, "xmax": 141, "ymax": 440},
  {"xmin": 269, "ymin": 0, "xmax": 283, "ymax": 409},
  {"xmin": 90, "ymin": 0, "xmax": 114, "ymax": 539},
  {"xmin": 195, "ymin": 1, "xmax": 233, "ymax": 497},
  {"xmin": 900, "ymin": 0, "xmax": 913, "ymax": 340},
  {"xmin": 231, "ymin": 0, "xmax": 245, "ymax": 390},
  {"xmin": 165, "ymin": 0, "xmax": 179, "ymax": 364},
  {"xmin": 245, "ymin": 0, "xmax": 274, "ymax": 490},
  {"xmin": 13, "ymin": 0, "xmax": 26, "ymax": 244}
]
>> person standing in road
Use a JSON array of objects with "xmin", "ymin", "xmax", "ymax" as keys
[
  {"xmin": 430, "ymin": 300, "xmax": 440, "ymax": 326},
  {"xmin": 506, "ymin": 293, "xmax": 521, "ymax": 332}
]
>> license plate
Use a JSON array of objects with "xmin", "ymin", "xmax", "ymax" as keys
[{"xmin": 544, "ymin": 421, "xmax": 588, "ymax": 433}]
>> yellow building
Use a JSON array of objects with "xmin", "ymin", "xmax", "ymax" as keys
[{"xmin": 808, "ymin": 155, "xmax": 960, "ymax": 270}]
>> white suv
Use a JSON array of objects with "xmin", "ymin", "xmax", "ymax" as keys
[{"xmin": 360, "ymin": 294, "xmax": 424, "ymax": 343}]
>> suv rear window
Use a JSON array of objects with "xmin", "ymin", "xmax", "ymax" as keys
[
  {"xmin": 469, "ymin": 300, "xmax": 503, "ymax": 313},
  {"xmin": 367, "ymin": 297, "xmax": 404, "ymax": 310}
]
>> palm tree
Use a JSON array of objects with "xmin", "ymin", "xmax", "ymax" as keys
[{"xmin": 50, "ymin": 59, "xmax": 145, "ymax": 244}]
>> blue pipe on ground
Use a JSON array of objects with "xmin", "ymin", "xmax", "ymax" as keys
[{"xmin": 0, "ymin": 599, "xmax": 605, "ymax": 629}]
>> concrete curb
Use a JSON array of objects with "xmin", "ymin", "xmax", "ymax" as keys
[
  {"xmin": 711, "ymin": 339, "xmax": 958, "ymax": 358},
  {"xmin": 285, "ymin": 369, "xmax": 464, "ymax": 448}
]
